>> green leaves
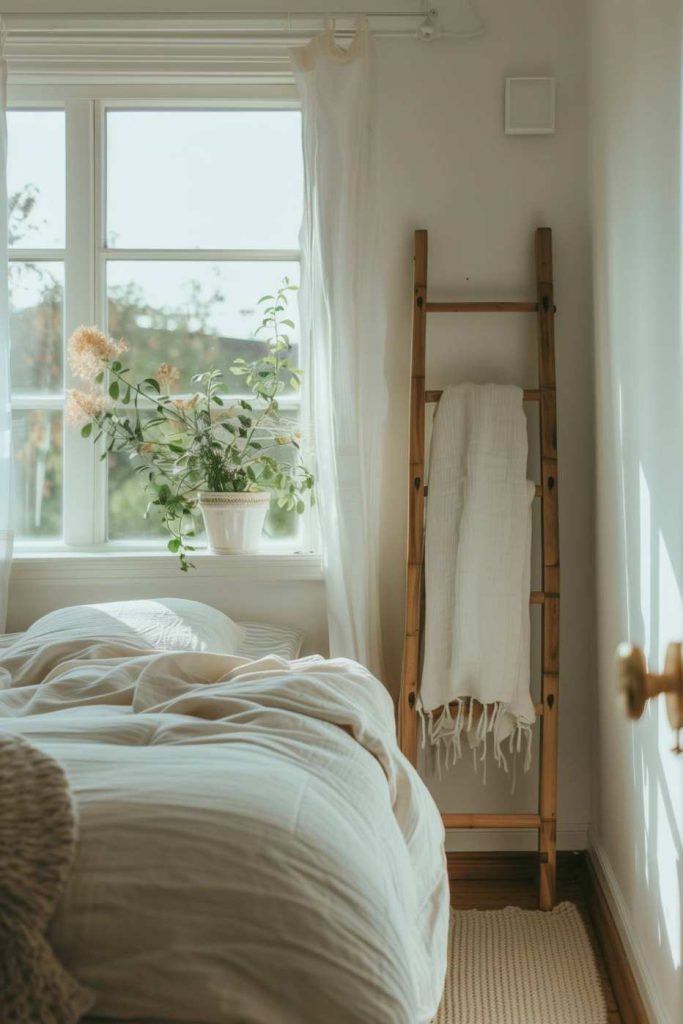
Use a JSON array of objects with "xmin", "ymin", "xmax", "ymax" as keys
[{"xmin": 80, "ymin": 422, "xmax": 92, "ymax": 438}]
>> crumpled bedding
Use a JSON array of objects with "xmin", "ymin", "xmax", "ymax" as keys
[{"xmin": 0, "ymin": 636, "xmax": 449, "ymax": 1024}]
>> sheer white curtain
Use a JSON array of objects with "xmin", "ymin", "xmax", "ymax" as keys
[
  {"xmin": 291, "ymin": 21, "xmax": 388, "ymax": 677},
  {"xmin": 0, "ymin": 27, "xmax": 10, "ymax": 632}
]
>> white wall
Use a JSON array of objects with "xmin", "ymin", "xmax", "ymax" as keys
[
  {"xmin": 375, "ymin": 0, "xmax": 595, "ymax": 848},
  {"xmin": 589, "ymin": 2, "xmax": 683, "ymax": 1021},
  {"xmin": 6, "ymin": 1, "xmax": 596, "ymax": 851}
]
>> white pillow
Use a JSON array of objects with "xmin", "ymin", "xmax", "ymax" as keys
[{"xmin": 23, "ymin": 598, "xmax": 246, "ymax": 656}]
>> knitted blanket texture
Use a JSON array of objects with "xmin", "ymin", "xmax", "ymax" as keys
[{"xmin": 0, "ymin": 733, "xmax": 94, "ymax": 1024}]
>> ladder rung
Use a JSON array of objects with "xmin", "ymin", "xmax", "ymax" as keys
[
  {"xmin": 425, "ymin": 483, "xmax": 541, "ymax": 499},
  {"xmin": 442, "ymin": 813, "xmax": 541, "ymax": 830},
  {"xmin": 425, "ymin": 388, "xmax": 540, "ymax": 404},
  {"xmin": 531, "ymin": 591, "xmax": 560, "ymax": 605},
  {"xmin": 421, "ymin": 481, "xmax": 544, "ymax": 497},
  {"xmin": 431, "ymin": 699, "xmax": 544, "ymax": 719},
  {"xmin": 426, "ymin": 301, "xmax": 538, "ymax": 313},
  {"xmin": 423, "ymin": 485, "xmax": 540, "ymax": 505}
]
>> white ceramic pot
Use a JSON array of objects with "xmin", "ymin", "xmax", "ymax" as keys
[{"xmin": 198, "ymin": 490, "xmax": 271, "ymax": 554}]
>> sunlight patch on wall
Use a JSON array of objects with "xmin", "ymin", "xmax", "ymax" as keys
[
  {"xmin": 656, "ymin": 787, "xmax": 681, "ymax": 969},
  {"xmin": 654, "ymin": 528, "xmax": 682, "ymax": 970},
  {"xmin": 639, "ymin": 463, "xmax": 652, "ymax": 657},
  {"xmin": 639, "ymin": 740, "xmax": 652, "ymax": 887},
  {"xmin": 657, "ymin": 528, "xmax": 682, "ymax": 664},
  {"xmin": 617, "ymin": 382, "xmax": 632, "ymax": 631}
]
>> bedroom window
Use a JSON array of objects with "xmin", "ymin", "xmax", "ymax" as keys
[{"xmin": 8, "ymin": 102, "xmax": 309, "ymax": 555}]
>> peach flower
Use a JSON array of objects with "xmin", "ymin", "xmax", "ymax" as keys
[
  {"xmin": 172, "ymin": 394, "xmax": 199, "ymax": 412},
  {"xmin": 68, "ymin": 326, "xmax": 128, "ymax": 382},
  {"xmin": 65, "ymin": 387, "xmax": 109, "ymax": 426},
  {"xmin": 156, "ymin": 363, "xmax": 181, "ymax": 388}
]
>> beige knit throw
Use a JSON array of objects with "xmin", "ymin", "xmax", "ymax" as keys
[{"xmin": 0, "ymin": 733, "xmax": 94, "ymax": 1024}]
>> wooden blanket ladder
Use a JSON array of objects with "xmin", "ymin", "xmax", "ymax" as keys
[{"xmin": 398, "ymin": 227, "xmax": 560, "ymax": 910}]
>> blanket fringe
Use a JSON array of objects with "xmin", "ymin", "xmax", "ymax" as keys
[{"xmin": 418, "ymin": 699, "xmax": 534, "ymax": 785}]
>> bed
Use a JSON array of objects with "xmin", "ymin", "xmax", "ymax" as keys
[{"xmin": 0, "ymin": 600, "xmax": 448, "ymax": 1024}]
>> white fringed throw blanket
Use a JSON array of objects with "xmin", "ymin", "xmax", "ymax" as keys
[
  {"xmin": 0, "ymin": 733, "xmax": 94, "ymax": 1024},
  {"xmin": 420, "ymin": 384, "xmax": 536, "ymax": 774}
]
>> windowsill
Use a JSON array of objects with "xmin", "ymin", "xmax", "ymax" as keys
[{"xmin": 10, "ymin": 546, "xmax": 323, "ymax": 582}]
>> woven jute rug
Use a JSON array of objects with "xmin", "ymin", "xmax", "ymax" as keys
[{"xmin": 436, "ymin": 902, "xmax": 607, "ymax": 1024}]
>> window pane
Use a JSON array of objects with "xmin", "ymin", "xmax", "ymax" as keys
[
  {"xmin": 8, "ymin": 111, "xmax": 65, "ymax": 249},
  {"xmin": 107, "ymin": 260, "xmax": 300, "ymax": 394},
  {"xmin": 106, "ymin": 110, "xmax": 303, "ymax": 250},
  {"xmin": 12, "ymin": 409, "xmax": 63, "ymax": 539},
  {"xmin": 10, "ymin": 262, "xmax": 64, "ymax": 394}
]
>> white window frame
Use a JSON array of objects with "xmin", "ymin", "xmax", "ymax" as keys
[{"xmin": 9, "ymin": 90, "xmax": 319, "ymax": 570}]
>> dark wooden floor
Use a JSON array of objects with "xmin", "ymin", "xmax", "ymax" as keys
[{"xmin": 448, "ymin": 852, "xmax": 622, "ymax": 1023}]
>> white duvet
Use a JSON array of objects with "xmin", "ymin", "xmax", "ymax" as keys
[{"xmin": 0, "ymin": 638, "xmax": 448, "ymax": 1024}]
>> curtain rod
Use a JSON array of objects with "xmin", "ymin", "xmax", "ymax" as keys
[
  {"xmin": 1, "ymin": 8, "xmax": 486, "ymax": 43},
  {"xmin": 3, "ymin": 9, "xmax": 435, "ymax": 21}
]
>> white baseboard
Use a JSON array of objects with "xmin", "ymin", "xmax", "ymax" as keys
[
  {"xmin": 445, "ymin": 822, "xmax": 588, "ymax": 852},
  {"xmin": 589, "ymin": 836, "xmax": 671, "ymax": 1024}
]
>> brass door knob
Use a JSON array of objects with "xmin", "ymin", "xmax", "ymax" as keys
[{"xmin": 616, "ymin": 642, "xmax": 683, "ymax": 754}]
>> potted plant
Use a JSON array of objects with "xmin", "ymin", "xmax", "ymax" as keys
[{"xmin": 66, "ymin": 281, "xmax": 315, "ymax": 570}]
